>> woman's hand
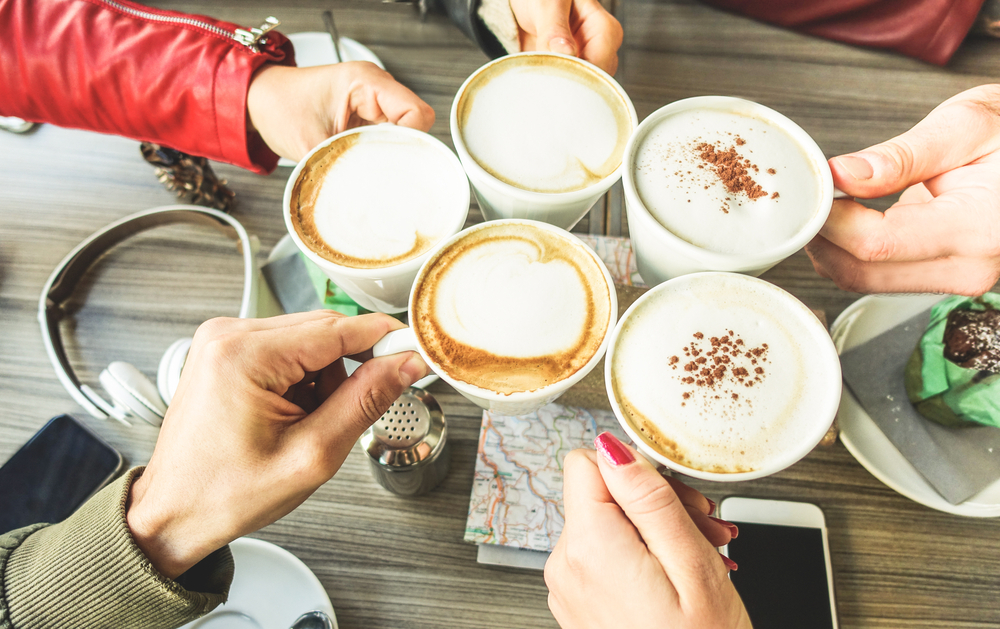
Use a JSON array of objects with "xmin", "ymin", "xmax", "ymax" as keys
[
  {"xmin": 247, "ymin": 61, "xmax": 436, "ymax": 162},
  {"xmin": 545, "ymin": 433, "xmax": 751, "ymax": 629}
]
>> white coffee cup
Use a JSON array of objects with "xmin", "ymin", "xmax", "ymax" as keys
[
  {"xmin": 605, "ymin": 272, "xmax": 841, "ymax": 482},
  {"xmin": 283, "ymin": 124, "xmax": 470, "ymax": 314},
  {"xmin": 374, "ymin": 219, "xmax": 618, "ymax": 416},
  {"xmin": 623, "ymin": 96, "xmax": 836, "ymax": 285},
  {"xmin": 450, "ymin": 52, "xmax": 638, "ymax": 231}
]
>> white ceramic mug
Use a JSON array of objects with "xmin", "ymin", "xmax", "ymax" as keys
[
  {"xmin": 623, "ymin": 96, "xmax": 838, "ymax": 286},
  {"xmin": 450, "ymin": 52, "xmax": 638, "ymax": 231},
  {"xmin": 283, "ymin": 124, "xmax": 470, "ymax": 314},
  {"xmin": 373, "ymin": 219, "xmax": 618, "ymax": 416},
  {"xmin": 604, "ymin": 272, "xmax": 842, "ymax": 482}
]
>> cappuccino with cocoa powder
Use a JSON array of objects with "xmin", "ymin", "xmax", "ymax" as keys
[
  {"xmin": 631, "ymin": 108, "xmax": 822, "ymax": 256},
  {"xmin": 608, "ymin": 273, "xmax": 841, "ymax": 477},
  {"xmin": 411, "ymin": 221, "xmax": 612, "ymax": 395}
]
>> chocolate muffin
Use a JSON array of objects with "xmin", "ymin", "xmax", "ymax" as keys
[{"xmin": 904, "ymin": 295, "xmax": 1000, "ymax": 429}]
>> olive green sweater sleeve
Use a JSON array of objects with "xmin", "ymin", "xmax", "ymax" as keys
[{"xmin": 0, "ymin": 467, "xmax": 234, "ymax": 629}]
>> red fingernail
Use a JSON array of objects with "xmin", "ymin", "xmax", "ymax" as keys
[
  {"xmin": 709, "ymin": 516, "xmax": 739, "ymax": 538},
  {"xmin": 721, "ymin": 554, "xmax": 738, "ymax": 572},
  {"xmin": 706, "ymin": 498, "xmax": 716, "ymax": 515},
  {"xmin": 594, "ymin": 432, "xmax": 635, "ymax": 467}
]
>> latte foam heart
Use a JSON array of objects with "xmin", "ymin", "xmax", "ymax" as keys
[{"xmin": 412, "ymin": 222, "xmax": 612, "ymax": 395}]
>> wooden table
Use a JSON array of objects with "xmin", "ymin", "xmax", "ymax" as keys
[{"xmin": 1, "ymin": 1, "xmax": 998, "ymax": 627}]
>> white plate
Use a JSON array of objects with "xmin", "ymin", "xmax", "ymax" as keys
[
  {"xmin": 832, "ymin": 294, "xmax": 1000, "ymax": 517},
  {"xmin": 277, "ymin": 32, "xmax": 385, "ymax": 168},
  {"xmin": 180, "ymin": 537, "xmax": 337, "ymax": 629},
  {"xmin": 266, "ymin": 235, "xmax": 439, "ymax": 390}
]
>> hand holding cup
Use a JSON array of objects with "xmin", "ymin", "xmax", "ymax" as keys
[
  {"xmin": 545, "ymin": 434, "xmax": 752, "ymax": 629},
  {"xmin": 248, "ymin": 61, "xmax": 436, "ymax": 162},
  {"xmin": 806, "ymin": 84, "xmax": 1000, "ymax": 296},
  {"xmin": 126, "ymin": 311, "xmax": 429, "ymax": 578}
]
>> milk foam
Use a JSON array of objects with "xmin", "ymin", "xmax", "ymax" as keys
[
  {"xmin": 413, "ymin": 222, "xmax": 612, "ymax": 394},
  {"xmin": 633, "ymin": 108, "xmax": 821, "ymax": 255},
  {"xmin": 291, "ymin": 129, "xmax": 468, "ymax": 269},
  {"xmin": 458, "ymin": 56, "xmax": 631, "ymax": 193},
  {"xmin": 611, "ymin": 274, "xmax": 830, "ymax": 474}
]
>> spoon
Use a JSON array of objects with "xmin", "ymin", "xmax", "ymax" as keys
[{"xmin": 289, "ymin": 610, "xmax": 335, "ymax": 629}]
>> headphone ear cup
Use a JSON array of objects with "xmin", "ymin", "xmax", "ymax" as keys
[
  {"xmin": 157, "ymin": 338, "xmax": 192, "ymax": 405},
  {"xmin": 100, "ymin": 362, "xmax": 167, "ymax": 426}
]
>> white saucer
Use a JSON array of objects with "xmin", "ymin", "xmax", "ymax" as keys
[
  {"xmin": 277, "ymin": 32, "xmax": 385, "ymax": 168},
  {"xmin": 266, "ymin": 235, "xmax": 439, "ymax": 390},
  {"xmin": 180, "ymin": 537, "xmax": 337, "ymax": 629},
  {"xmin": 832, "ymin": 294, "xmax": 1000, "ymax": 517}
]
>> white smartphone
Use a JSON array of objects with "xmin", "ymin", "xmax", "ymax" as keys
[{"xmin": 719, "ymin": 497, "xmax": 838, "ymax": 629}]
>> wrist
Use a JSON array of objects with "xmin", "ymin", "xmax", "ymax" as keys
[{"xmin": 126, "ymin": 471, "xmax": 204, "ymax": 579}]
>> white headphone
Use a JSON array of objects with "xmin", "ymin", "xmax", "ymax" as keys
[{"xmin": 38, "ymin": 205, "xmax": 259, "ymax": 427}]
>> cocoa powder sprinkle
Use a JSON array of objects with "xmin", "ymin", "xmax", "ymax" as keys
[
  {"xmin": 695, "ymin": 142, "xmax": 768, "ymax": 201},
  {"xmin": 674, "ymin": 330, "xmax": 770, "ymax": 412}
]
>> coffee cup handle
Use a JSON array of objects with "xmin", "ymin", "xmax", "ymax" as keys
[
  {"xmin": 833, "ymin": 187, "xmax": 850, "ymax": 200},
  {"xmin": 372, "ymin": 328, "xmax": 420, "ymax": 357}
]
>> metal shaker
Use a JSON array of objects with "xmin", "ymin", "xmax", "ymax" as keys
[{"xmin": 360, "ymin": 387, "xmax": 450, "ymax": 496}]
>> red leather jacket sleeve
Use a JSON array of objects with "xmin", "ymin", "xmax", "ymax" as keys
[
  {"xmin": 703, "ymin": 0, "xmax": 985, "ymax": 66},
  {"xmin": 0, "ymin": 0, "xmax": 296, "ymax": 174}
]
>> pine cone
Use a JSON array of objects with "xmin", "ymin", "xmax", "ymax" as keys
[{"xmin": 140, "ymin": 142, "xmax": 236, "ymax": 212}]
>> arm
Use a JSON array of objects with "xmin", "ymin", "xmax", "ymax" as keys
[
  {"xmin": 0, "ymin": 0, "xmax": 294, "ymax": 174},
  {"xmin": 1, "ymin": 311, "xmax": 430, "ymax": 627},
  {"xmin": 0, "ymin": 0, "xmax": 435, "ymax": 171},
  {"xmin": 0, "ymin": 469, "xmax": 232, "ymax": 629}
]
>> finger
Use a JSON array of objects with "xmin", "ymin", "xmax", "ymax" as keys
[
  {"xmin": 561, "ymin": 448, "xmax": 615, "ymax": 524},
  {"xmin": 829, "ymin": 85, "xmax": 1000, "ymax": 198},
  {"xmin": 805, "ymin": 235, "xmax": 1000, "ymax": 295},
  {"xmin": 315, "ymin": 359, "xmax": 349, "ymax": 403},
  {"xmin": 189, "ymin": 311, "xmax": 346, "ymax": 356},
  {"xmin": 686, "ymin": 506, "xmax": 736, "ymax": 548},
  {"xmin": 359, "ymin": 73, "xmax": 435, "ymax": 132},
  {"xmin": 286, "ymin": 381, "xmax": 319, "ymax": 413},
  {"xmin": 303, "ymin": 351, "xmax": 430, "ymax": 450},
  {"xmin": 533, "ymin": 0, "xmax": 578, "ymax": 56},
  {"xmin": 819, "ymin": 191, "xmax": 1000, "ymax": 263},
  {"xmin": 593, "ymin": 433, "xmax": 729, "ymax": 590},
  {"xmin": 245, "ymin": 313, "xmax": 406, "ymax": 392},
  {"xmin": 573, "ymin": 0, "xmax": 623, "ymax": 74},
  {"xmin": 899, "ymin": 182, "xmax": 933, "ymax": 205},
  {"xmin": 282, "ymin": 369, "xmax": 321, "ymax": 408},
  {"xmin": 663, "ymin": 475, "xmax": 714, "ymax": 515}
]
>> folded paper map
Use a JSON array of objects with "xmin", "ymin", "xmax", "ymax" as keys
[{"xmin": 464, "ymin": 403, "xmax": 629, "ymax": 552}]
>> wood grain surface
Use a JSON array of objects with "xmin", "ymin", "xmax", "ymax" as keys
[{"xmin": 1, "ymin": 1, "xmax": 999, "ymax": 627}]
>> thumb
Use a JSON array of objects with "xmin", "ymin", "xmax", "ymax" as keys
[
  {"xmin": 307, "ymin": 351, "xmax": 429, "ymax": 450},
  {"xmin": 593, "ymin": 433, "xmax": 729, "ymax": 591},
  {"xmin": 534, "ymin": 0, "xmax": 578, "ymax": 56},
  {"xmin": 830, "ymin": 85, "xmax": 1000, "ymax": 198}
]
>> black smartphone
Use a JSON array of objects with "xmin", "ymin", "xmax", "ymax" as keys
[
  {"xmin": 720, "ymin": 497, "xmax": 838, "ymax": 629},
  {"xmin": 0, "ymin": 414, "xmax": 123, "ymax": 533}
]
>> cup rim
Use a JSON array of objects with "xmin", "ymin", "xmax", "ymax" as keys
[
  {"xmin": 407, "ymin": 218, "xmax": 619, "ymax": 403},
  {"xmin": 621, "ymin": 96, "xmax": 835, "ymax": 268},
  {"xmin": 603, "ymin": 271, "xmax": 843, "ymax": 482},
  {"xmin": 282, "ymin": 124, "xmax": 471, "ymax": 278},
  {"xmin": 449, "ymin": 51, "xmax": 639, "ymax": 204}
]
